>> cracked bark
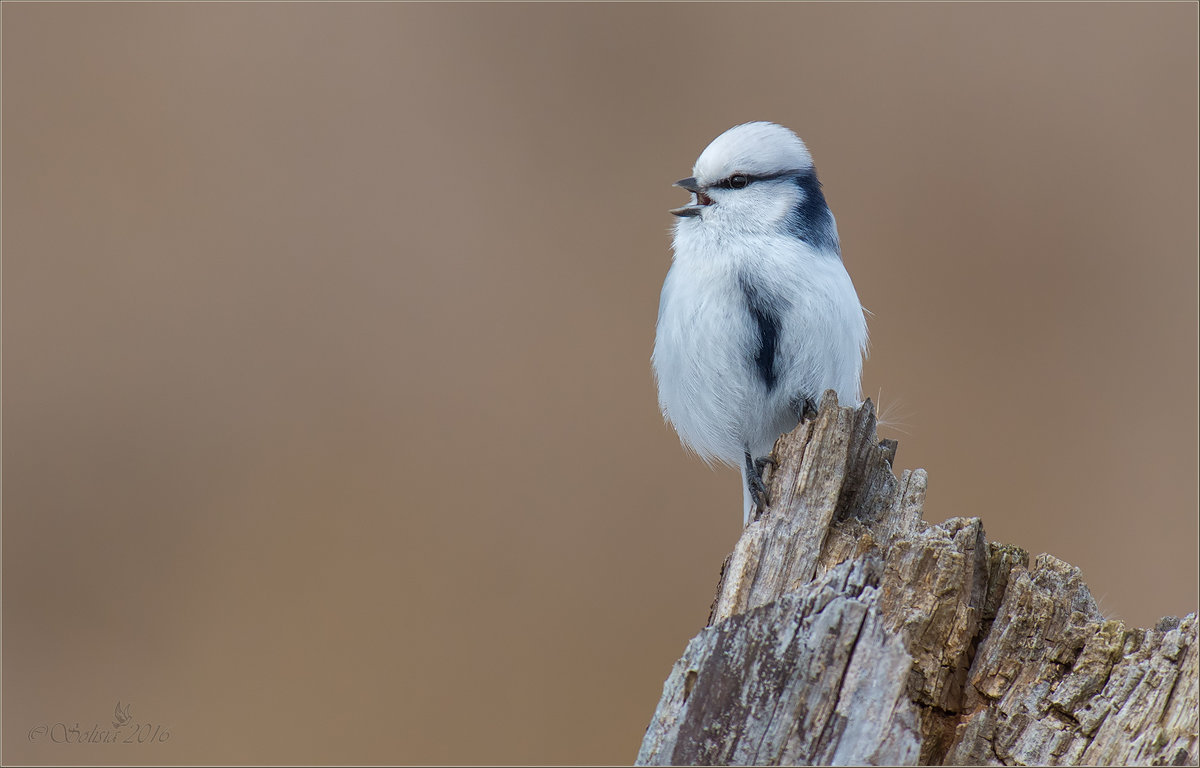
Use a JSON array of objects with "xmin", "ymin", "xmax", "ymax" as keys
[{"xmin": 636, "ymin": 393, "xmax": 1198, "ymax": 766}]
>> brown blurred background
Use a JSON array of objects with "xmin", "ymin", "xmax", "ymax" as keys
[{"xmin": 3, "ymin": 3, "xmax": 1197, "ymax": 765}]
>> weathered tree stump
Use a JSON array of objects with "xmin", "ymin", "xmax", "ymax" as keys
[{"xmin": 637, "ymin": 393, "xmax": 1198, "ymax": 766}]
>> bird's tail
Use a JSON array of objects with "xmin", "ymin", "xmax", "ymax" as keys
[{"xmin": 740, "ymin": 463, "xmax": 754, "ymax": 526}]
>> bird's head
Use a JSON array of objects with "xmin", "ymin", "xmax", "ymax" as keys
[{"xmin": 671, "ymin": 122, "xmax": 834, "ymax": 246}]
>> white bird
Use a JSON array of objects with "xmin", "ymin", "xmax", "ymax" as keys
[{"xmin": 652, "ymin": 122, "xmax": 868, "ymax": 525}]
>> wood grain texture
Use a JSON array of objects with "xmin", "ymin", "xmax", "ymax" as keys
[{"xmin": 638, "ymin": 394, "xmax": 1198, "ymax": 766}]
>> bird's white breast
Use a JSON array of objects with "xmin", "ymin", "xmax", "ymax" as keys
[{"xmin": 653, "ymin": 223, "xmax": 866, "ymax": 466}]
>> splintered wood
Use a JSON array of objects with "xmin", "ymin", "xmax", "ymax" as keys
[{"xmin": 636, "ymin": 393, "xmax": 1198, "ymax": 766}]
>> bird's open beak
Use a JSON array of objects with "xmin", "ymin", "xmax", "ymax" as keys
[{"xmin": 671, "ymin": 177, "xmax": 710, "ymax": 217}]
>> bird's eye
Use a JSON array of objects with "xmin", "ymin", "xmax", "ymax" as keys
[{"xmin": 728, "ymin": 174, "xmax": 749, "ymax": 189}]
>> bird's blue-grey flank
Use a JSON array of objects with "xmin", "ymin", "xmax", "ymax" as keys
[{"xmin": 652, "ymin": 122, "xmax": 868, "ymax": 524}]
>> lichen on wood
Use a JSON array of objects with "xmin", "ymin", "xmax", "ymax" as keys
[{"xmin": 637, "ymin": 393, "xmax": 1198, "ymax": 766}]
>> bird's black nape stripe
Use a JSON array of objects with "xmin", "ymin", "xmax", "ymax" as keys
[
  {"xmin": 787, "ymin": 168, "xmax": 839, "ymax": 253},
  {"xmin": 710, "ymin": 168, "xmax": 839, "ymax": 253},
  {"xmin": 739, "ymin": 274, "xmax": 787, "ymax": 392}
]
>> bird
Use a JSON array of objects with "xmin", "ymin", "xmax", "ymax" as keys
[{"xmin": 652, "ymin": 122, "xmax": 868, "ymax": 525}]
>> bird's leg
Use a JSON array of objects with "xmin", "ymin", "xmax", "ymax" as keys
[
  {"xmin": 791, "ymin": 394, "xmax": 819, "ymax": 423},
  {"xmin": 755, "ymin": 455, "xmax": 777, "ymax": 475},
  {"xmin": 744, "ymin": 449, "xmax": 770, "ymax": 518}
]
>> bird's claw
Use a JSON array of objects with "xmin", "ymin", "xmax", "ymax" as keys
[
  {"xmin": 792, "ymin": 395, "xmax": 819, "ymax": 423},
  {"xmin": 745, "ymin": 450, "xmax": 773, "ymax": 520},
  {"xmin": 749, "ymin": 474, "xmax": 769, "ymax": 519},
  {"xmin": 754, "ymin": 455, "xmax": 777, "ymax": 474}
]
